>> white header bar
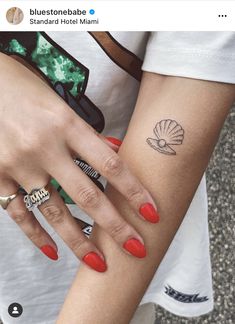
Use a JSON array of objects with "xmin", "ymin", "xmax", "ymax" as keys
[{"xmin": 0, "ymin": 1, "xmax": 234, "ymax": 31}]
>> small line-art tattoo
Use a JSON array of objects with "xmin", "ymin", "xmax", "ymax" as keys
[{"xmin": 147, "ymin": 119, "xmax": 184, "ymax": 155}]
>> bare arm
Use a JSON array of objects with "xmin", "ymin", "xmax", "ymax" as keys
[{"xmin": 57, "ymin": 72, "xmax": 235, "ymax": 324}]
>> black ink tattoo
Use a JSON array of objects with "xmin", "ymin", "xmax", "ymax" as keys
[{"xmin": 146, "ymin": 119, "xmax": 184, "ymax": 155}]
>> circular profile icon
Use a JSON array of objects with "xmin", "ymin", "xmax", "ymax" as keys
[
  {"xmin": 8, "ymin": 302, "xmax": 23, "ymax": 318},
  {"xmin": 6, "ymin": 7, "xmax": 24, "ymax": 25}
]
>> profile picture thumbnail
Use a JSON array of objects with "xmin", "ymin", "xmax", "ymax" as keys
[{"xmin": 6, "ymin": 7, "xmax": 24, "ymax": 25}]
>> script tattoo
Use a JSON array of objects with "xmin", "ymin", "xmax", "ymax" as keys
[{"xmin": 146, "ymin": 119, "xmax": 184, "ymax": 155}]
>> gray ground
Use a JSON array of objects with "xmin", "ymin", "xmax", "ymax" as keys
[
  {"xmin": 154, "ymin": 107, "xmax": 235, "ymax": 323},
  {"xmin": 0, "ymin": 108, "xmax": 234, "ymax": 324}
]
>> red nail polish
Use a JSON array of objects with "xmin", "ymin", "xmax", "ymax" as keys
[
  {"xmin": 139, "ymin": 203, "xmax": 160, "ymax": 223},
  {"xmin": 40, "ymin": 245, "xmax": 58, "ymax": 261},
  {"xmin": 106, "ymin": 137, "xmax": 122, "ymax": 147},
  {"xmin": 82, "ymin": 252, "xmax": 107, "ymax": 272},
  {"xmin": 123, "ymin": 238, "xmax": 146, "ymax": 258}
]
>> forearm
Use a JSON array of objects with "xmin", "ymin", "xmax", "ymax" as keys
[{"xmin": 57, "ymin": 73, "xmax": 235, "ymax": 324}]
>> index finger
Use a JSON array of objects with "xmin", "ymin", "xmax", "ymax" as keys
[{"xmin": 66, "ymin": 122, "xmax": 160, "ymax": 224}]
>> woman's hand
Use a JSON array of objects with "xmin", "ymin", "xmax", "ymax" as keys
[{"xmin": 0, "ymin": 53, "xmax": 159, "ymax": 272}]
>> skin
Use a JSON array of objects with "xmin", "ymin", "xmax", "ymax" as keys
[
  {"xmin": 0, "ymin": 52, "xmax": 159, "ymax": 270},
  {"xmin": 56, "ymin": 72, "xmax": 235, "ymax": 323}
]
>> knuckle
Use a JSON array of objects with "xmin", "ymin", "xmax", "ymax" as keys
[
  {"xmin": 0, "ymin": 155, "xmax": 14, "ymax": 172},
  {"xmin": 108, "ymin": 221, "xmax": 129, "ymax": 240},
  {"xmin": 53, "ymin": 113, "xmax": 70, "ymax": 130},
  {"xmin": 69, "ymin": 237, "xmax": 88, "ymax": 254},
  {"xmin": 10, "ymin": 209, "xmax": 28, "ymax": 224},
  {"xmin": 18, "ymin": 135, "xmax": 42, "ymax": 155},
  {"xmin": 28, "ymin": 228, "xmax": 43, "ymax": 243},
  {"xmin": 102, "ymin": 155, "xmax": 123, "ymax": 177},
  {"xmin": 42, "ymin": 205, "xmax": 64, "ymax": 224},
  {"xmin": 126, "ymin": 184, "xmax": 144, "ymax": 203},
  {"xmin": 53, "ymin": 110, "xmax": 73, "ymax": 130},
  {"xmin": 77, "ymin": 187, "xmax": 100, "ymax": 209}
]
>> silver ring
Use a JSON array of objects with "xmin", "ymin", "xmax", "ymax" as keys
[
  {"xmin": 24, "ymin": 185, "xmax": 50, "ymax": 211},
  {"xmin": 0, "ymin": 190, "xmax": 20, "ymax": 210}
]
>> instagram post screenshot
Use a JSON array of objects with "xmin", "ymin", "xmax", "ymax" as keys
[{"xmin": 0, "ymin": 1, "xmax": 234, "ymax": 323}]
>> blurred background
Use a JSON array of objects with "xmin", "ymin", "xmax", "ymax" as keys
[{"xmin": 0, "ymin": 107, "xmax": 234, "ymax": 324}]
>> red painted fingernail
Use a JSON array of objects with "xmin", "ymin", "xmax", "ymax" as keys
[
  {"xmin": 123, "ymin": 238, "xmax": 146, "ymax": 258},
  {"xmin": 139, "ymin": 203, "xmax": 160, "ymax": 223},
  {"xmin": 82, "ymin": 252, "xmax": 107, "ymax": 272},
  {"xmin": 40, "ymin": 245, "xmax": 58, "ymax": 261},
  {"xmin": 106, "ymin": 137, "xmax": 122, "ymax": 147}
]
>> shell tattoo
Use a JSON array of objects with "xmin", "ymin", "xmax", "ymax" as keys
[{"xmin": 147, "ymin": 119, "xmax": 184, "ymax": 155}]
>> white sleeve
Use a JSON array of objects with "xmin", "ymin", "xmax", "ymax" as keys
[{"xmin": 142, "ymin": 32, "xmax": 235, "ymax": 84}]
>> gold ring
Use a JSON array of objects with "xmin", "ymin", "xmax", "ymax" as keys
[{"xmin": 0, "ymin": 190, "xmax": 20, "ymax": 210}]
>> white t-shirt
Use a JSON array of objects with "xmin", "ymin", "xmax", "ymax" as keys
[{"xmin": 0, "ymin": 31, "xmax": 234, "ymax": 324}]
